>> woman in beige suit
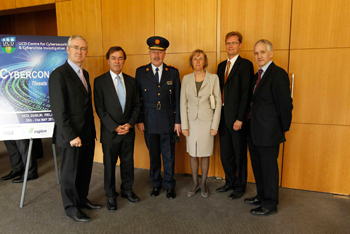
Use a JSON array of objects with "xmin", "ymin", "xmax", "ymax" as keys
[{"xmin": 180, "ymin": 49, "xmax": 221, "ymax": 198}]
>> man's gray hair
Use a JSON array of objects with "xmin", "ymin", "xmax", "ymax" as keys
[
  {"xmin": 254, "ymin": 39, "xmax": 273, "ymax": 51},
  {"xmin": 67, "ymin": 35, "xmax": 88, "ymax": 48}
]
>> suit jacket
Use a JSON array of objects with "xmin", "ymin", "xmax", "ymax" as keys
[
  {"xmin": 94, "ymin": 71, "xmax": 141, "ymax": 144},
  {"xmin": 49, "ymin": 61, "xmax": 96, "ymax": 148},
  {"xmin": 180, "ymin": 71, "xmax": 221, "ymax": 130},
  {"xmin": 250, "ymin": 62, "xmax": 293, "ymax": 146},
  {"xmin": 135, "ymin": 63, "xmax": 181, "ymax": 134},
  {"xmin": 217, "ymin": 55, "xmax": 254, "ymax": 129}
]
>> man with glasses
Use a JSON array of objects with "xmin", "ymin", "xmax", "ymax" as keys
[
  {"xmin": 49, "ymin": 35, "xmax": 101, "ymax": 222},
  {"xmin": 216, "ymin": 31, "xmax": 254, "ymax": 200}
]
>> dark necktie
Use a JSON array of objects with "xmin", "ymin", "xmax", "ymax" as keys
[
  {"xmin": 253, "ymin": 69, "xmax": 263, "ymax": 94},
  {"xmin": 155, "ymin": 68, "xmax": 159, "ymax": 83}
]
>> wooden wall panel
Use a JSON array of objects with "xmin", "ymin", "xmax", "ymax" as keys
[
  {"xmin": 221, "ymin": 50, "xmax": 289, "ymax": 74},
  {"xmin": 101, "ymin": 0, "xmax": 154, "ymax": 55},
  {"xmin": 0, "ymin": 0, "xmax": 16, "ymax": 10},
  {"xmin": 166, "ymin": 52, "xmax": 217, "ymax": 80},
  {"xmin": 14, "ymin": 12, "xmax": 36, "ymax": 35},
  {"xmin": 83, "ymin": 56, "xmax": 104, "ymax": 97},
  {"xmin": 291, "ymin": 0, "xmax": 350, "ymax": 49},
  {"xmin": 83, "ymin": 56, "xmax": 106, "ymax": 163},
  {"xmin": 16, "ymin": 0, "xmax": 55, "ymax": 8},
  {"xmin": 289, "ymin": 49, "xmax": 350, "ymax": 125},
  {"xmin": 283, "ymin": 124, "xmax": 350, "ymax": 194},
  {"xmin": 0, "ymin": 15, "xmax": 16, "ymax": 34},
  {"xmin": 56, "ymin": 0, "xmax": 103, "ymax": 56},
  {"xmin": 221, "ymin": 0, "xmax": 292, "ymax": 51},
  {"xmin": 34, "ymin": 9, "xmax": 57, "ymax": 36},
  {"xmin": 155, "ymin": 0, "xmax": 217, "ymax": 53}
]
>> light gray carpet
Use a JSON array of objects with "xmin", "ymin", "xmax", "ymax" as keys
[{"xmin": 0, "ymin": 139, "xmax": 349, "ymax": 234}]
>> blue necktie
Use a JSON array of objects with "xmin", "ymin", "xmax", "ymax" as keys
[
  {"xmin": 116, "ymin": 75, "xmax": 126, "ymax": 113},
  {"xmin": 155, "ymin": 67, "xmax": 159, "ymax": 83}
]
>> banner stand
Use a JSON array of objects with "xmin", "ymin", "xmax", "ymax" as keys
[
  {"xmin": 20, "ymin": 139, "xmax": 60, "ymax": 208},
  {"xmin": 52, "ymin": 143, "xmax": 60, "ymax": 185}
]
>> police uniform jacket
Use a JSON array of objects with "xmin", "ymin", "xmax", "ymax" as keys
[{"xmin": 135, "ymin": 63, "xmax": 181, "ymax": 135}]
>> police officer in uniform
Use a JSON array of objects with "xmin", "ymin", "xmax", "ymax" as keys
[{"xmin": 136, "ymin": 36, "xmax": 181, "ymax": 199}]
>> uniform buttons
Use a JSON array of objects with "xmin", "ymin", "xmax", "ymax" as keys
[
  {"xmin": 158, "ymin": 93, "xmax": 160, "ymax": 96},
  {"xmin": 158, "ymin": 85, "xmax": 160, "ymax": 88}
]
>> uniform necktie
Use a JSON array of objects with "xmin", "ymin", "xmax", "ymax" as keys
[
  {"xmin": 155, "ymin": 67, "xmax": 159, "ymax": 83},
  {"xmin": 222, "ymin": 60, "xmax": 231, "ymax": 104},
  {"xmin": 253, "ymin": 69, "xmax": 263, "ymax": 94},
  {"xmin": 79, "ymin": 68, "xmax": 88, "ymax": 91},
  {"xmin": 116, "ymin": 75, "xmax": 126, "ymax": 113}
]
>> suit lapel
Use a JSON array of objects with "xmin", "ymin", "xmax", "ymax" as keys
[
  {"xmin": 123, "ymin": 73, "xmax": 132, "ymax": 112},
  {"xmin": 253, "ymin": 62, "xmax": 275, "ymax": 98},
  {"xmin": 145, "ymin": 63, "xmax": 158, "ymax": 84},
  {"xmin": 105, "ymin": 72, "xmax": 123, "ymax": 112},
  {"xmin": 65, "ymin": 62, "xmax": 89, "ymax": 97},
  {"xmin": 225, "ymin": 55, "xmax": 241, "ymax": 84},
  {"xmin": 159, "ymin": 63, "xmax": 169, "ymax": 86},
  {"xmin": 199, "ymin": 71, "xmax": 209, "ymax": 92},
  {"xmin": 188, "ymin": 73, "xmax": 197, "ymax": 95}
]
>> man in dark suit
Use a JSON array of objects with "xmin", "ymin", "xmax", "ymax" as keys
[
  {"xmin": 216, "ymin": 31, "xmax": 254, "ymax": 199},
  {"xmin": 136, "ymin": 36, "xmax": 181, "ymax": 199},
  {"xmin": 49, "ymin": 35, "xmax": 101, "ymax": 223},
  {"xmin": 245, "ymin": 39, "xmax": 293, "ymax": 215},
  {"xmin": 94, "ymin": 46, "xmax": 141, "ymax": 211}
]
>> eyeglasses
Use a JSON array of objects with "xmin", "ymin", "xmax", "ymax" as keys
[
  {"xmin": 226, "ymin": 42, "xmax": 240, "ymax": 45},
  {"xmin": 69, "ymin": 46, "xmax": 87, "ymax": 52}
]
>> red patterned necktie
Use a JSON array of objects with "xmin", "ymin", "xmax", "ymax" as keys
[
  {"xmin": 222, "ymin": 60, "xmax": 231, "ymax": 104},
  {"xmin": 253, "ymin": 69, "xmax": 263, "ymax": 94},
  {"xmin": 248, "ymin": 69, "xmax": 263, "ymax": 120}
]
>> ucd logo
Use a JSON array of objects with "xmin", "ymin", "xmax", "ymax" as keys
[{"xmin": 1, "ymin": 37, "xmax": 16, "ymax": 54}]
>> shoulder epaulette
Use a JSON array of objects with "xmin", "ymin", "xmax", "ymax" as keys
[
  {"xmin": 137, "ymin": 64, "xmax": 148, "ymax": 69},
  {"xmin": 167, "ymin": 65, "xmax": 178, "ymax": 69}
]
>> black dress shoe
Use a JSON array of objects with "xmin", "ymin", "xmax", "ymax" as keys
[
  {"xmin": 67, "ymin": 210, "xmax": 91, "ymax": 222},
  {"xmin": 216, "ymin": 185, "xmax": 234, "ymax": 193},
  {"xmin": 12, "ymin": 174, "xmax": 38, "ymax": 183},
  {"xmin": 166, "ymin": 189, "xmax": 176, "ymax": 199},
  {"xmin": 244, "ymin": 196, "xmax": 262, "ymax": 205},
  {"xmin": 151, "ymin": 187, "xmax": 161, "ymax": 196},
  {"xmin": 250, "ymin": 206, "xmax": 277, "ymax": 216},
  {"xmin": 1, "ymin": 170, "xmax": 23, "ymax": 181},
  {"xmin": 229, "ymin": 191, "xmax": 245, "ymax": 200},
  {"xmin": 80, "ymin": 200, "xmax": 102, "ymax": 210},
  {"xmin": 121, "ymin": 192, "xmax": 140, "ymax": 203},
  {"xmin": 107, "ymin": 198, "xmax": 117, "ymax": 212}
]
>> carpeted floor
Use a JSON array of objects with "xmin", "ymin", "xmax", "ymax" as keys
[{"xmin": 0, "ymin": 139, "xmax": 349, "ymax": 234}]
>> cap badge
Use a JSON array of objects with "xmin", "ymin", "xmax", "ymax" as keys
[{"xmin": 155, "ymin": 39, "xmax": 160, "ymax": 45}]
